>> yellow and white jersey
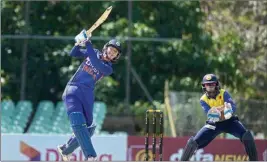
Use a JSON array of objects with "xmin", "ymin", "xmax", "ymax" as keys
[{"xmin": 200, "ymin": 89, "xmax": 236, "ymax": 119}]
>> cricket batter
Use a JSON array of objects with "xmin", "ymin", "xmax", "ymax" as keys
[
  {"xmin": 180, "ymin": 74, "xmax": 258, "ymax": 161},
  {"xmin": 57, "ymin": 29, "xmax": 122, "ymax": 161}
]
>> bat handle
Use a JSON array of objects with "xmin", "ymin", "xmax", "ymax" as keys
[{"xmin": 86, "ymin": 30, "xmax": 92, "ymax": 36}]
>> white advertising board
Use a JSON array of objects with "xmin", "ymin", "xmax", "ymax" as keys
[{"xmin": 1, "ymin": 134, "xmax": 127, "ymax": 161}]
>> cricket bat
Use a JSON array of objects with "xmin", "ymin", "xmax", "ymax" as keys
[{"xmin": 86, "ymin": 6, "xmax": 113, "ymax": 36}]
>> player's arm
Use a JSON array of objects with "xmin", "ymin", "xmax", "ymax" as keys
[
  {"xmin": 222, "ymin": 91, "xmax": 236, "ymax": 119},
  {"xmin": 69, "ymin": 45, "xmax": 87, "ymax": 58},
  {"xmin": 200, "ymin": 100, "xmax": 211, "ymax": 114},
  {"xmin": 72, "ymin": 29, "xmax": 113, "ymax": 76},
  {"xmin": 85, "ymin": 41, "xmax": 113, "ymax": 76},
  {"xmin": 224, "ymin": 91, "xmax": 236, "ymax": 113},
  {"xmin": 69, "ymin": 29, "xmax": 91, "ymax": 58}
]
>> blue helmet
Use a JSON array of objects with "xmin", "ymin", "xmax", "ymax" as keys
[
  {"xmin": 201, "ymin": 74, "xmax": 220, "ymax": 92},
  {"xmin": 103, "ymin": 39, "xmax": 122, "ymax": 63},
  {"xmin": 202, "ymin": 74, "xmax": 218, "ymax": 84}
]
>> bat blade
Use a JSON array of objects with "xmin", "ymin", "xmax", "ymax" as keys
[{"xmin": 86, "ymin": 6, "xmax": 112, "ymax": 35}]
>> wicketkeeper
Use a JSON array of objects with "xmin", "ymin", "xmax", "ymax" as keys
[
  {"xmin": 180, "ymin": 74, "xmax": 258, "ymax": 161},
  {"xmin": 57, "ymin": 29, "xmax": 122, "ymax": 161}
]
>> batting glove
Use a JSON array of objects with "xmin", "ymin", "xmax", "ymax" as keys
[
  {"xmin": 224, "ymin": 102, "xmax": 233, "ymax": 120},
  {"xmin": 74, "ymin": 29, "xmax": 92, "ymax": 46},
  {"xmin": 207, "ymin": 108, "xmax": 221, "ymax": 122}
]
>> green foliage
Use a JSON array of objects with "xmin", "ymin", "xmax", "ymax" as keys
[
  {"xmin": 203, "ymin": 1, "xmax": 267, "ymax": 99},
  {"xmin": 1, "ymin": 1, "xmax": 266, "ymax": 115}
]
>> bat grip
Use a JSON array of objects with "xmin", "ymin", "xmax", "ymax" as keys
[{"xmin": 86, "ymin": 30, "xmax": 92, "ymax": 36}]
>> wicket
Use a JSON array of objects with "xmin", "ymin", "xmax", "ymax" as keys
[{"xmin": 145, "ymin": 109, "xmax": 164, "ymax": 161}]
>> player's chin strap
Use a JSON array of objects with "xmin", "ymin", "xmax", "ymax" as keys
[
  {"xmin": 241, "ymin": 130, "xmax": 258, "ymax": 161},
  {"xmin": 102, "ymin": 50, "xmax": 121, "ymax": 63},
  {"xmin": 205, "ymin": 90, "xmax": 219, "ymax": 99}
]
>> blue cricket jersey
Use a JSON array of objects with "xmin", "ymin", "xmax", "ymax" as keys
[{"xmin": 67, "ymin": 41, "xmax": 113, "ymax": 89}]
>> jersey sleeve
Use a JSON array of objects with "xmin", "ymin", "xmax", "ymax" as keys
[
  {"xmin": 85, "ymin": 41, "xmax": 113, "ymax": 76},
  {"xmin": 69, "ymin": 45, "xmax": 88, "ymax": 58},
  {"xmin": 200, "ymin": 100, "xmax": 211, "ymax": 114},
  {"xmin": 223, "ymin": 91, "xmax": 236, "ymax": 113}
]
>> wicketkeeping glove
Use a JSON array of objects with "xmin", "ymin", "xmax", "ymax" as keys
[
  {"xmin": 224, "ymin": 102, "xmax": 233, "ymax": 119},
  {"xmin": 74, "ymin": 29, "xmax": 92, "ymax": 46},
  {"xmin": 207, "ymin": 108, "xmax": 221, "ymax": 122}
]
